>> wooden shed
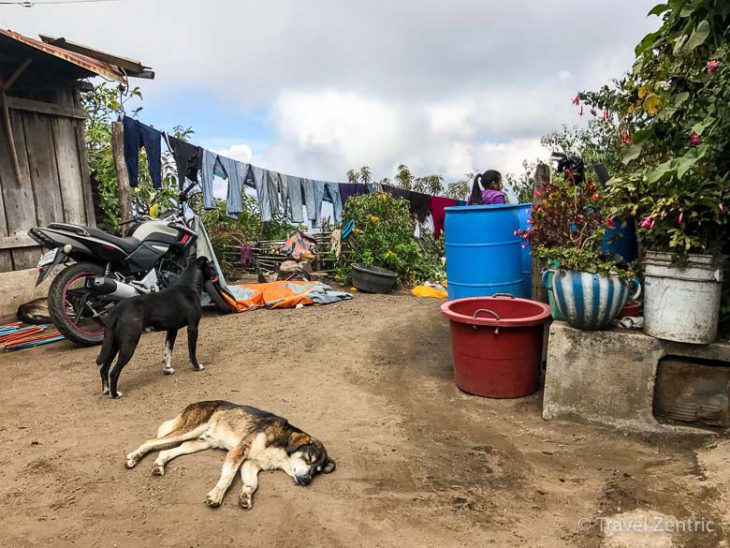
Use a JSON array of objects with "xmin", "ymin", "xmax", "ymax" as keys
[{"xmin": 0, "ymin": 29, "xmax": 152, "ymax": 273}]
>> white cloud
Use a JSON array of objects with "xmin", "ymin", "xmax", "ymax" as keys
[
  {"xmin": 2, "ymin": 0, "xmax": 661, "ymax": 186},
  {"xmin": 211, "ymin": 144, "xmax": 253, "ymax": 163}
]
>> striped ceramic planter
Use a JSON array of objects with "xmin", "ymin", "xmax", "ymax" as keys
[{"xmin": 547, "ymin": 270, "xmax": 641, "ymax": 330}]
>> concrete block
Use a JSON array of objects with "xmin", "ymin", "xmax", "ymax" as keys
[
  {"xmin": 0, "ymin": 267, "xmax": 54, "ymax": 321},
  {"xmin": 543, "ymin": 321, "xmax": 730, "ymax": 433}
]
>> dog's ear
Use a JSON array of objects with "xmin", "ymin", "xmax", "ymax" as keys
[
  {"xmin": 286, "ymin": 432, "xmax": 311, "ymax": 454},
  {"xmin": 322, "ymin": 457, "xmax": 336, "ymax": 474}
]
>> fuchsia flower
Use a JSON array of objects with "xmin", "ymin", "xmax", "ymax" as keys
[
  {"xmin": 592, "ymin": 192, "xmax": 599, "ymax": 202},
  {"xmin": 605, "ymin": 218, "xmax": 615, "ymax": 228},
  {"xmin": 578, "ymin": 106, "xmax": 584, "ymax": 116},
  {"xmin": 640, "ymin": 217, "xmax": 655, "ymax": 229},
  {"xmin": 526, "ymin": 218, "xmax": 533, "ymax": 224},
  {"xmin": 720, "ymin": 203, "xmax": 726, "ymax": 212},
  {"xmin": 678, "ymin": 212, "xmax": 684, "ymax": 224},
  {"xmin": 707, "ymin": 60, "xmax": 720, "ymax": 74},
  {"xmin": 572, "ymin": 95, "xmax": 580, "ymax": 105},
  {"xmin": 534, "ymin": 189, "xmax": 542, "ymax": 197},
  {"xmin": 690, "ymin": 132, "xmax": 701, "ymax": 147},
  {"xmin": 602, "ymin": 109, "xmax": 609, "ymax": 120}
]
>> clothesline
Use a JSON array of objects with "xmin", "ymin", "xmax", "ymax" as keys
[{"xmin": 121, "ymin": 116, "xmax": 464, "ymax": 234}]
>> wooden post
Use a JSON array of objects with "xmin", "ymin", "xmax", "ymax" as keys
[
  {"xmin": 531, "ymin": 163, "xmax": 551, "ymax": 303},
  {"xmin": 0, "ymin": 60, "xmax": 32, "ymax": 187},
  {"xmin": 111, "ymin": 120, "xmax": 133, "ymax": 235}
]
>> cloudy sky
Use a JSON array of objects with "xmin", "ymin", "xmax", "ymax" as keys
[{"xmin": 4, "ymin": 0, "xmax": 661, "ymax": 183}]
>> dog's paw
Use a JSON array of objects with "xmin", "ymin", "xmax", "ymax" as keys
[
  {"xmin": 110, "ymin": 391, "xmax": 123, "ymax": 399},
  {"xmin": 102, "ymin": 386, "xmax": 109, "ymax": 395},
  {"xmin": 205, "ymin": 490, "xmax": 223, "ymax": 508},
  {"xmin": 125, "ymin": 453, "xmax": 139, "ymax": 469},
  {"xmin": 192, "ymin": 363, "xmax": 205, "ymax": 372},
  {"xmin": 162, "ymin": 367, "xmax": 175, "ymax": 376},
  {"xmin": 239, "ymin": 494, "xmax": 253, "ymax": 510},
  {"xmin": 151, "ymin": 463, "xmax": 165, "ymax": 476}
]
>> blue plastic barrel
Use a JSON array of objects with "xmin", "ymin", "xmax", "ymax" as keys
[
  {"xmin": 603, "ymin": 217, "xmax": 637, "ymax": 263},
  {"xmin": 515, "ymin": 204, "xmax": 532, "ymax": 298},
  {"xmin": 444, "ymin": 204, "xmax": 525, "ymax": 300}
]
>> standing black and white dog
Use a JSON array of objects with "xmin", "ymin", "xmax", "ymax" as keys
[{"xmin": 96, "ymin": 256, "xmax": 214, "ymax": 399}]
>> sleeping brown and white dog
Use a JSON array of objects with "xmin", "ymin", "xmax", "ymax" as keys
[{"xmin": 125, "ymin": 401, "xmax": 335, "ymax": 509}]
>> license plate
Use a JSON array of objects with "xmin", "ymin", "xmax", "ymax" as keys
[{"xmin": 37, "ymin": 248, "xmax": 59, "ymax": 267}]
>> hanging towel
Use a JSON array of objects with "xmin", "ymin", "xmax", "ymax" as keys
[
  {"xmin": 430, "ymin": 196, "xmax": 458, "ymax": 239},
  {"xmin": 123, "ymin": 117, "xmax": 162, "ymax": 188},
  {"xmin": 338, "ymin": 183, "xmax": 370, "ymax": 205},
  {"xmin": 168, "ymin": 136, "xmax": 202, "ymax": 187}
]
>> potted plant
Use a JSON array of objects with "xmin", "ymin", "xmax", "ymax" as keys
[
  {"xmin": 579, "ymin": 1, "xmax": 729, "ymax": 343},
  {"xmin": 519, "ymin": 174, "xmax": 639, "ymax": 330}
]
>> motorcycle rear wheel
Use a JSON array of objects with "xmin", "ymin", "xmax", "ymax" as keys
[{"xmin": 48, "ymin": 262, "xmax": 112, "ymax": 346}]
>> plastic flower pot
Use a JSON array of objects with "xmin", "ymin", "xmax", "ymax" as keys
[
  {"xmin": 351, "ymin": 264, "xmax": 397, "ymax": 294},
  {"xmin": 543, "ymin": 270, "xmax": 641, "ymax": 330},
  {"xmin": 541, "ymin": 269, "xmax": 563, "ymax": 321}
]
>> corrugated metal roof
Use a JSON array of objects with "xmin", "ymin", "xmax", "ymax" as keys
[{"xmin": 0, "ymin": 29, "xmax": 128, "ymax": 83}]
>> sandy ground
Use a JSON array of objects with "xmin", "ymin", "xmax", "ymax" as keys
[{"xmin": 1, "ymin": 292, "xmax": 728, "ymax": 547}]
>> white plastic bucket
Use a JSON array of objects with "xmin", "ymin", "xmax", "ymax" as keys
[{"xmin": 643, "ymin": 252, "xmax": 725, "ymax": 344}]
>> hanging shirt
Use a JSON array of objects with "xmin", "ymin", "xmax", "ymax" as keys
[{"xmin": 168, "ymin": 136, "xmax": 202, "ymax": 186}]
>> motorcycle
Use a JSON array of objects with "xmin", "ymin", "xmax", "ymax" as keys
[{"xmin": 28, "ymin": 183, "xmax": 231, "ymax": 346}]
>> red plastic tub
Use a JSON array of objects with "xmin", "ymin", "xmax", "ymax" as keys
[{"xmin": 440, "ymin": 295, "xmax": 551, "ymax": 398}]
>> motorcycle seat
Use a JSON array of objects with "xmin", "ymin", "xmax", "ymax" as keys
[{"xmin": 48, "ymin": 223, "xmax": 141, "ymax": 253}]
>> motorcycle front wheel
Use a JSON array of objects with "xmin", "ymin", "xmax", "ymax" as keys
[{"xmin": 48, "ymin": 262, "xmax": 114, "ymax": 346}]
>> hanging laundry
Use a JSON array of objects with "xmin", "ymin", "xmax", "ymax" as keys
[
  {"xmin": 286, "ymin": 176, "xmax": 306, "ymax": 223},
  {"xmin": 302, "ymin": 178, "xmax": 317, "ymax": 224},
  {"xmin": 275, "ymin": 172, "xmax": 290, "ymax": 218},
  {"xmin": 430, "ymin": 196, "xmax": 459, "ymax": 239},
  {"xmin": 381, "ymin": 185, "xmax": 431, "ymax": 222},
  {"xmin": 123, "ymin": 116, "xmax": 162, "ymax": 188},
  {"xmin": 338, "ymin": 183, "xmax": 370, "ymax": 205},
  {"xmin": 250, "ymin": 166, "xmax": 285, "ymax": 222},
  {"xmin": 312, "ymin": 181, "xmax": 343, "ymax": 224},
  {"xmin": 200, "ymin": 150, "xmax": 247, "ymax": 216},
  {"xmin": 168, "ymin": 135, "xmax": 202, "ymax": 186}
]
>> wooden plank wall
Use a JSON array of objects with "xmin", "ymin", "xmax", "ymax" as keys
[{"xmin": 0, "ymin": 86, "xmax": 93, "ymax": 272}]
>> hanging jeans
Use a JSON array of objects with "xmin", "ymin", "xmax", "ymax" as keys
[
  {"xmin": 313, "ymin": 181, "xmax": 343, "ymax": 224},
  {"xmin": 302, "ymin": 179, "xmax": 317, "ymax": 224},
  {"xmin": 251, "ymin": 166, "xmax": 282, "ymax": 222},
  {"xmin": 287, "ymin": 176, "xmax": 306, "ymax": 223},
  {"xmin": 123, "ymin": 116, "xmax": 162, "ymax": 188},
  {"xmin": 275, "ymin": 172, "xmax": 290, "ymax": 218}
]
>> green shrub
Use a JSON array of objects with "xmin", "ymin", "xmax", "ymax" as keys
[{"xmin": 336, "ymin": 192, "xmax": 441, "ymax": 286}]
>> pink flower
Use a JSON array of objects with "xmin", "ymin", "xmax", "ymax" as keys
[
  {"xmin": 690, "ymin": 132, "xmax": 700, "ymax": 147},
  {"xmin": 534, "ymin": 189, "xmax": 542, "ymax": 197},
  {"xmin": 640, "ymin": 217, "xmax": 655, "ymax": 229},
  {"xmin": 592, "ymin": 192, "xmax": 599, "ymax": 202},
  {"xmin": 720, "ymin": 203, "xmax": 725, "ymax": 212},
  {"xmin": 572, "ymin": 95, "xmax": 580, "ymax": 105},
  {"xmin": 578, "ymin": 106, "xmax": 584, "ymax": 117},
  {"xmin": 605, "ymin": 218, "xmax": 615, "ymax": 228},
  {"xmin": 707, "ymin": 60, "xmax": 720, "ymax": 74},
  {"xmin": 526, "ymin": 218, "xmax": 533, "ymax": 224},
  {"xmin": 678, "ymin": 212, "xmax": 684, "ymax": 224},
  {"xmin": 603, "ymin": 109, "xmax": 609, "ymax": 120}
]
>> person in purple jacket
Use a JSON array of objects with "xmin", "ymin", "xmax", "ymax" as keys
[{"xmin": 467, "ymin": 169, "xmax": 506, "ymax": 205}]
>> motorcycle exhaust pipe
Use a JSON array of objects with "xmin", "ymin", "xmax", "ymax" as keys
[{"xmin": 86, "ymin": 277, "xmax": 139, "ymax": 300}]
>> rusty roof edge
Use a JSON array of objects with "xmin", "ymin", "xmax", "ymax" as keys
[
  {"xmin": 0, "ymin": 29, "xmax": 127, "ymax": 83},
  {"xmin": 39, "ymin": 34, "xmax": 153, "ymax": 76}
]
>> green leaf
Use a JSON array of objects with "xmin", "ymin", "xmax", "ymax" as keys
[
  {"xmin": 632, "ymin": 128, "xmax": 654, "ymax": 144},
  {"xmin": 647, "ymin": 3, "xmax": 669, "ymax": 16},
  {"xmin": 647, "ymin": 159, "xmax": 675, "ymax": 183},
  {"xmin": 677, "ymin": 155, "xmax": 700, "ymax": 178},
  {"xmin": 622, "ymin": 144, "xmax": 643, "ymax": 164},
  {"xmin": 679, "ymin": 5, "xmax": 695, "ymax": 17},
  {"xmin": 685, "ymin": 20, "xmax": 710, "ymax": 52},
  {"xmin": 691, "ymin": 114, "xmax": 715, "ymax": 135},
  {"xmin": 634, "ymin": 30, "xmax": 660, "ymax": 56},
  {"xmin": 673, "ymin": 34, "xmax": 688, "ymax": 56}
]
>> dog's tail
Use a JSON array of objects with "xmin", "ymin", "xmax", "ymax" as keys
[{"xmin": 96, "ymin": 312, "xmax": 119, "ymax": 366}]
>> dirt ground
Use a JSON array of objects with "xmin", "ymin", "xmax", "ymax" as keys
[{"xmin": 1, "ymin": 291, "xmax": 728, "ymax": 547}]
